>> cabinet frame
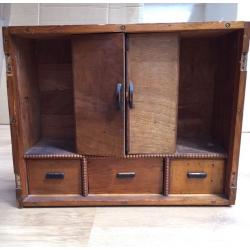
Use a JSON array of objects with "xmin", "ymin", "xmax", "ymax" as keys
[{"xmin": 3, "ymin": 21, "xmax": 249, "ymax": 207}]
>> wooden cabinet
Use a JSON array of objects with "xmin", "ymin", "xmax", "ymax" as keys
[{"xmin": 3, "ymin": 22, "xmax": 249, "ymax": 207}]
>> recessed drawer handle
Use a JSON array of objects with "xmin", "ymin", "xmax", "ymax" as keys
[
  {"xmin": 45, "ymin": 172, "xmax": 64, "ymax": 179},
  {"xmin": 116, "ymin": 172, "xmax": 135, "ymax": 178},
  {"xmin": 187, "ymin": 172, "xmax": 207, "ymax": 179}
]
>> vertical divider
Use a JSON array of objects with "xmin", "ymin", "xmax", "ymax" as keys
[
  {"xmin": 163, "ymin": 158, "xmax": 170, "ymax": 196},
  {"xmin": 82, "ymin": 157, "xmax": 88, "ymax": 197}
]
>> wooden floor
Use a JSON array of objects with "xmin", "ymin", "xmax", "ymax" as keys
[{"xmin": 0, "ymin": 124, "xmax": 250, "ymax": 247}]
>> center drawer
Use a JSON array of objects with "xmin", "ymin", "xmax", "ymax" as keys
[{"xmin": 88, "ymin": 158, "xmax": 163, "ymax": 194}]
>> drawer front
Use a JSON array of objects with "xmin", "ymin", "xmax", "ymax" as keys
[
  {"xmin": 88, "ymin": 158, "xmax": 163, "ymax": 194},
  {"xmin": 27, "ymin": 159, "xmax": 81, "ymax": 195},
  {"xmin": 169, "ymin": 159, "xmax": 225, "ymax": 194}
]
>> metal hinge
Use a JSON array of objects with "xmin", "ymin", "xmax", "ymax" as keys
[
  {"xmin": 15, "ymin": 174, "xmax": 21, "ymax": 190},
  {"xmin": 240, "ymin": 52, "xmax": 248, "ymax": 71},
  {"xmin": 6, "ymin": 55, "xmax": 12, "ymax": 74}
]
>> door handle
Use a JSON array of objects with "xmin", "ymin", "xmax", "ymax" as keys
[
  {"xmin": 187, "ymin": 172, "xmax": 207, "ymax": 179},
  {"xmin": 116, "ymin": 172, "xmax": 136, "ymax": 178},
  {"xmin": 45, "ymin": 172, "xmax": 64, "ymax": 179},
  {"xmin": 116, "ymin": 83, "xmax": 123, "ymax": 110},
  {"xmin": 128, "ymin": 81, "xmax": 134, "ymax": 109}
]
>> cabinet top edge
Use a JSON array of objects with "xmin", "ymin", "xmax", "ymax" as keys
[{"xmin": 3, "ymin": 21, "xmax": 247, "ymax": 37}]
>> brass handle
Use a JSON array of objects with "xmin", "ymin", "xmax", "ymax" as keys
[
  {"xmin": 187, "ymin": 172, "xmax": 207, "ymax": 179},
  {"xmin": 116, "ymin": 172, "xmax": 135, "ymax": 178},
  {"xmin": 128, "ymin": 81, "xmax": 134, "ymax": 109},
  {"xmin": 116, "ymin": 83, "xmax": 123, "ymax": 110},
  {"xmin": 45, "ymin": 172, "xmax": 64, "ymax": 179}
]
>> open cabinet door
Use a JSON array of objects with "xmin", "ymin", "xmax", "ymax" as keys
[
  {"xmin": 72, "ymin": 33, "xmax": 125, "ymax": 156},
  {"xmin": 127, "ymin": 33, "xmax": 179, "ymax": 154}
]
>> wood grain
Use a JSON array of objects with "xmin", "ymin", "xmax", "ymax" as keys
[
  {"xmin": 22, "ymin": 194, "xmax": 230, "ymax": 206},
  {"xmin": 169, "ymin": 159, "xmax": 225, "ymax": 194},
  {"xmin": 88, "ymin": 158, "xmax": 163, "ymax": 194},
  {"xmin": 127, "ymin": 33, "xmax": 179, "ymax": 154},
  {"xmin": 178, "ymin": 37, "xmax": 218, "ymax": 140},
  {"xmin": 72, "ymin": 33, "xmax": 125, "ymax": 156},
  {"xmin": 12, "ymin": 37, "xmax": 41, "ymax": 151},
  {"xmin": 27, "ymin": 159, "xmax": 81, "ymax": 195},
  {"xmin": 6, "ymin": 22, "xmax": 245, "ymax": 37},
  {"xmin": 36, "ymin": 39, "xmax": 75, "ymax": 140}
]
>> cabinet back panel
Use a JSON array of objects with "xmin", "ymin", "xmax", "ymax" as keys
[
  {"xmin": 178, "ymin": 37, "xmax": 218, "ymax": 141},
  {"xmin": 178, "ymin": 31, "xmax": 243, "ymax": 152},
  {"xmin": 127, "ymin": 33, "xmax": 179, "ymax": 154},
  {"xmin": 12, "ymin": 37, "xmax": 41, "ymax": 151},
  {"xmin": 36, "ymin": 39, "xmax": 75, "ymax": 140},
  {"xmin": 72, "ymin": 33, "xmax": 125, "ymax": 156}
]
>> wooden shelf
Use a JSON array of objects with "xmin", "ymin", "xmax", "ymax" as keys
[
  {"xmin": 24, "ymin": 139, "xmax": 81, "ymax": 159},
  {"xmin": 176, "ymin": 138, "xmax": 227, "ymax": 157},
  {"xmin": 24, "ymin": 138, "xmax": 227, "ymax": 159}
]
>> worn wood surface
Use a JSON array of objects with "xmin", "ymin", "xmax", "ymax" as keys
[
  {"xmin": 127, "ymin": 33, "xmax": 179, "ymax": 154},
  {"xmin": 178, "ymin": 37, "xmax": 218, "ymax": 140},
  {"xmin": 27, "ymin": 159, "xmax": 81, "ymax": 195},
  {"xmin": 12, "ymin": 37, "xmax": 41, "ymax": 151},
  {"xmin": 22, "ymin": 194, "xmax": 230, "ymax": 206},
  {"xmin": 6, "ymin": 22, "xmax": 245, "ymax": 37},
  {"xmin": 169, "ymin": 159, "xmax": 225, "ymax": 194},
  {"xmin": 72, "ymin": 33, "xmax": 125, "ymax": 156},
  {"xmin": 88, "ymin": 158, "xmax": 163, "ymax": 194},
  {"xmin": 36, "ymin": 39, "xmax": 75, "ymax": 140},
  {"xmin": 226, "ymin": 24, "xmax": 249, "ymax": 203}
]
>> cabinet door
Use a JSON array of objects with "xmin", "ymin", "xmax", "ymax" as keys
[
  {"xmin": 72, "ymin": 33, "xmax": 125, "ymax": 156},
  {"xmin": 127, "ymin": 33, "xmax": 179, "ymax": 154}
]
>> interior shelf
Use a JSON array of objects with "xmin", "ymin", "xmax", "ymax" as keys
[
  {"xmin": 24, "ymin": 139, "xmax": 80, "ymax": 158},
  {"xmin": 24, "ymin": 138, "xmax": 227, "ymax": 159},
  {"xmin": 176, "ymin": 138, "xmax": 227, "ymax": 158}
]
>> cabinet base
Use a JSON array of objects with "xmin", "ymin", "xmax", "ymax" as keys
[{"xmin": 22, "ymin": 194, "xmax": 231, "ymax": 207}]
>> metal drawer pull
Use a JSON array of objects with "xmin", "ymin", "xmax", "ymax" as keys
[
  {"xmin": 116, "ymin": 83, "xmax": 123, "ymax": 110},
  {"xmin": 187, "ymin": 172, "xmax": 207, "ymax": 179},
  {"xmin": 45, "ymin": 172, "xmax": 64, "ymax": 179},
  {"xmin": 116, "ymin": 172, "xmax": 135, "ymax": 178}
]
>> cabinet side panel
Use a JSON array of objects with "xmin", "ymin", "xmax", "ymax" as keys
[
  {"xmin": 127, "ymin": 33, "xmax": 179, "ymax": 154},
  {"xmin": 72, "ymin": 33, "xmax": 125, "ymax": 156},
  {"xmin": 12, "ymin": 37, "xmax": 41, "ymax": 150}
]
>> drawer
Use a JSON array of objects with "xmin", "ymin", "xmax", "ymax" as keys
[
  {"xmin": 169, "ymin": 159, "xmax": 225, "ymax": 194},
  {"xmin": 88, "ymin": 158, "xmax": 163, "ymax": 194},
  {"xmin": 27, "ymin": 159, "xmax": 81, "ymax": 195}
]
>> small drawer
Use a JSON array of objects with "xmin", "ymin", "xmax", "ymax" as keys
[
  {"xmin": 88, "ymin": 158, "xmax": 163, "ymax": 194},
  {"xmin": 27, "ymin": 159, "xmax": 81, "ymax": 195},
  {"xmin": 169, "ymin": 159, "xmax": 225, "ymax": 194}
]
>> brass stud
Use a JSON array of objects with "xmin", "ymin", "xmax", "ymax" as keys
[{"xmin": 225, "ymin": 22, "xmax": 231, "ymax": 28}]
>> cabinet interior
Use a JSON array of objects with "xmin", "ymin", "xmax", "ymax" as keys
[{"xmin": 11, "ymin": 29, "xmax": 242, "ymax": 157}]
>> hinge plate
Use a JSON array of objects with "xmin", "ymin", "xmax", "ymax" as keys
[
  {"xmin": 15, "ymin": 174, "xmax": 21, "ymax": 189},
  {"xmin": 240, "ymin": 52, "xmax": 248, "ymax": 71},
  {"xmin": 6, "ymin": 55, "xmax": 12, "ymax": 74}
]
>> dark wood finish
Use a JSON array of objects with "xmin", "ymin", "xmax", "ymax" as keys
[
  {"xmin": 27, "ymin": 159, "xmax": 81, "ymax": 195},
  {"xmin": 163, "ymin": 158, "xmax": 170, "ymax": 196},
  {"xmin": 178, "ymin": 37, "xmax": 219, "ymax": 140},
  {"xmin": 3, "ymin": 22, "xmax": 249, "ymax": 207},
  {"xmin": 226, "ymin": 24, "xmax": 249, "ymax": 203},
  {"xmin": 36, "ymin": 39, "xmax": 75, "ymax": 140},
  {"xmin": 7, "ymin": 22, "xmax": 245, "ymax": 38},
  {"xmin": 127, "ymin": 33, "xmax": 179, "ymax": 154},
  {"xmin": 12, "ymin": 37, "xmax": 41, "ymax": 151},
  {"xmin": 72, "ymin": 33, "xmax": 125, "ymax": 156},
  {"xmin": 88, "ymin": 158, "xmax": 163, "ymax": 194},
  {"xmin": 169, "ymin": 159, "xmax": 225, "ymax": 194},
  {"xmin": 22, "ymin": 194, "xmax": 230, "ymax": 206}
]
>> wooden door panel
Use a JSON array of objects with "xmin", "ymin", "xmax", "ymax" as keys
[
  {"xmin": 127, "ymin": 33, "xmax": 179, "ymax": 154},
  {"xmin": 72, "ymin": 33, "xmax": 125, "ymax": 156}
]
